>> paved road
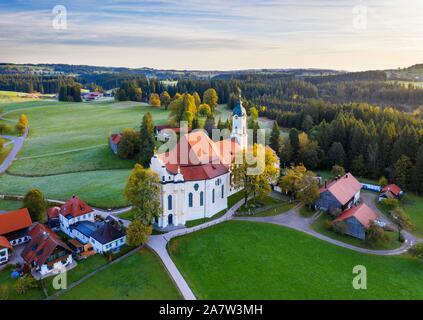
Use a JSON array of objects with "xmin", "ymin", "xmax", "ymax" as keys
[{"xmin": 0, "ymin": 127, "xmax": 28, "ymax": 174}]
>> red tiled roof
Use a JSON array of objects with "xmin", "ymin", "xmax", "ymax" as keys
[
  {"xmin": 214, "ymin": 138, "xmax": 241, "ymax": 166},
  {"xmin": 320, "ymin": 173, "xmax": 362, "ymax": 206},
  {"xmin": 22, "ymin": 224, "xmax": 72, "ymax": 266},
  {"xmin": 0, "ymin": 208, "xmax": 32, "ymax": 236},
  {"xmin": 110, "ymin": 133, "xmax": 122, "ymax": 145},
  {"xmin": 335, "ymin": 204, "xmax": 378, "ymax": 228},
  {"xmin": 60, "ymin": 196, "xmax": 93, "ymax": 219},
  {"xmin": 381, "ymin": 184, "xmax": 402, "ymax": 197},
  {"xmin": 155, "ymin": 125, "xmax": 192, "ymax": 134},
  {"xmin": 158, "ymin": 131, "xmax": 230, "ymax": 181},
  {"xmin": 0, "ymin": 236, "xmax": 12, "ymax": 250},
  {"xmin": 47, "ymin": 207, "xmax": 61, "ymax": 219}
]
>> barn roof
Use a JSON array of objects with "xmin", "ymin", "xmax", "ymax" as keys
[
  {"xmin": 381, "ymin": 184, "xmax": 402, "ymax": 197},
  {"xmin": 335, "ymin": 204, "xmax": 378, "ymax": 228},
  {"xmin": 0, "ymin": 208, "xmax": 32, "ymax": 236},
  {"xmin": 320, "ymin": 173, "xmax": 362, "ymax": 205}
]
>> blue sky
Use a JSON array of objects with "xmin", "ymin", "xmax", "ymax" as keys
[{"xmin": 0, "ymin": 0, "xmax": 422, "ymax": 71}]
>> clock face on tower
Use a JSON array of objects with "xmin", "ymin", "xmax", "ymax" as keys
[{"xmin": 234, "ymin": 115, "xmax": 238, "ymax": 120}]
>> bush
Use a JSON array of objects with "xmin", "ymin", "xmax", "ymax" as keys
[
  {"xmin": 324, "ymin": 219, "xmax": 333, "ymax": 230},
  {"xmin": 380, "ymin": 198, "xmax": 400, "ymax": 211},
  {"xmin": 410, "ymin": 243, "xmax": 423, "ymax": 260},
  {"xmin": 366, "ymin": 222, "xmax": 389, "ymax": 245},
  {"xmin": 0, "ymin": 285, "xmax": 9, "ymax": 300},
  {"xmin": 0, "ymin": 123, "xmax": 13, "ymax": 134},
  {"xmin": 331, "ymin": 165, "xmax": 345, "ymax": 177},
  {"xmin": 15, "ymin": 275, "xmax": 38, "ymax": 295},
  {"xmin": 332, "ymin": 220, "xmax": 347, "ymax": 235}
]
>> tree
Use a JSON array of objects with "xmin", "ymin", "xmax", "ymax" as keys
[
  {"xmin": 328, "ymin": 142, "xmax": 346, "ymax": 167},
  {"xmin": 193, "ymin": 91, "xmax": 201, "ymax": 108},
  {"xmin": 149, "ymin": 93, "xmax": 161, "ymax": 107},
  {"xmin": 366, "ymin": 222, "xmax": 389, "ymax": 245},
  {"xmin": 409, "ymin": 243, "xmax": 423, "ymax": 260},
  {"xmin": 15, "ymin": 275, "xmax": 38, "ymax": 295},
  {"xmin": 296, "ymin": 171, "xmax": 320, "ymax": 206},
  {"xmin": 139, "ymin": 112, "xmax": 155, "ymax": 167},
  {"xmin": 231, "ymin": 144, "xmax": 279, "ymax": 206},
  {"xmin": 168, "ymin": 93, "xmax": 197, "ymax": 127},
  {"xmin": 203, "ymin": 88, "xmax": 218, "ymax": 111},
  {"xmin": 278, "ymin": 165, "xmax": 309, "ymax": 200},
  {"xmin": 331, "ymin": 165, "xmax": 345, "ymax": 177},
  {"xmin": 204, "ymin": 115, "xmax": 216, "ymax": 137},
  {"xmin": 289, "ymin": 128, "xmax": 300, "ymax": 162},
  {"xmin": 414, "ymin": 145, "xmax": 423, "ymax": 194},
  {"xmin": 118, "ymin": 128, "xmax": 140, "ymax": 159},
  {"xmin": 126, "ymin": 219, "xmax": 152, "ymax": 246},
  {"xmin": 269, "ymin": 121, "xmax": 281, "ymax": 156},
  {"xmin": 351, "ymin": 155, "xmax": 366, "ymax": 177},
  {"xmin": 279, "ymin": 137, "xmax": 293, "ymax": 167},
  {"xmin": 198, "ymin": 104, "xmax": 212, "ymax": 117},
  {"xmin": 395, "ymin": 155, "xmax": 413, "ymax": 190},
  {"xmin": 248, "ymin": 107, "xmax": 260, "ymax": 144},
  {"xmin": 298, "ymin": 132, "xmax": 321, "ymax": 169},
  {"xmin": 160, "ymin": 91, "xmax": 171, "ymax": 110},
  {"xmin": 378, "ymin": 176, "xmax": 388, "ymax": 188},
  {"xmin": 23, "ymin": 189, "xmax": 46, "ymax": 222},
  {"xmin": 124, "ymin": 164, "xmax": 162, "ymax": 225}
]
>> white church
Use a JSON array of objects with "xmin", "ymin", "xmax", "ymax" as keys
[{"xmin": 150, "ymin": 98, "xmax": 275, "ymax": 228}]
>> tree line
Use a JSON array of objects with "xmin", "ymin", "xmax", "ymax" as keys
[{"xmin": 0, "ymin": 74, "xmax": 79, "ymax": 94}]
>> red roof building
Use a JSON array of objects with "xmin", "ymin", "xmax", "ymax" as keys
[
  {"xmin": 380, "ymin": 184, "xmax": 403, "ymax": 199},
  {"xmin": 22, "ymin": 224, "xmax": 73, "ymax": 276},
  {"xmin": 158, "ymin": 131, "xmax": 231, "ymax": 181},
  {"xmin": 335, "ymin": 203, "xmax": 378, "ymax": 228},
  {"xmin": 0, "ymin": 208, "xmax": 33, "ymax": 245},
  {"xmin": 0, "ymin": 236, "xmax": 12, "ymax": 250},
  {"xmin": 60, "ymin": 196, "xmax": 93, "ymax": 219}
]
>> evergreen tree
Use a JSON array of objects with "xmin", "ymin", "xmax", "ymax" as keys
[
  {"xmin": 204, "ymin": 115, "xmax": 216, "ymax": 137},
  {"xmin": 139, "ymin": 112, "xmax": 155, "ymax": 167},
  {"xmin": 415, "ymin": 145, "xmax": 423, "ymax": 194},
  {"xmin": 395, "ymin": 155, "xmax": 413, "ymax": 190},
  {"xmin": 328, "ymin": 142, "xmax": 346, "ymax": 167},
  {"xmin": 289, "ymin": 128, "xmax": 300, "ymax": 162},
  {"xmin": 270, "ymin": 121, "xmax": 281, "ymax": 155}
]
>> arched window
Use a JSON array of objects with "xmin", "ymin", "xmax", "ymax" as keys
[
  {"xmin": 212, "ymin": 189, "xmax": 215, "ymax": 203},
  {"xmin": 168, "ymin": 195, "xmax": 172, "ymax": 211},
  {"xmin": 189, "ymin": 193, "xmax": 193, "ymax": 207},
  {"xmin": 200, "ymin": 192, "xmax": 204, "ymax": 206},
  {"xmin": 221, "ymin": 185, "xmax": 224, "ymax": 198}
]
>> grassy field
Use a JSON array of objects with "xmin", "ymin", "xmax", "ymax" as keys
[
  {"xmin": 236, "ymin": 195, "xmax": 295, "ymax": 217},
  {"xmin": 0, "ymin": 169, "xmax": 131, "ymax": 208},
  {"xmin": 311, "ymin": 212, "xmax": 402, "ymax": 250},
  {"xmin": 0, "ymin": 265, "xmax": 45, "ymax": 300},
  {"xmin": 299, "ymin": 205, "xmax": 316, "ymax": 217},
  {"xmin": 58, "ymin": 248, "xmax": 182, "ymax": 300},
  {"xmin": 0, "ymin": 142, "xmax": 12, "ymax": 164},
  {"xmin": 0, "ymin": 199, "xmax": 22, "ymax": 211},
  {"xmin": 0, "ymin": 99, "xmax": 171, "ymax": 207},
  {"xmin": 169, "ymin": 221, "xmax": 423, "ymax": 299}
]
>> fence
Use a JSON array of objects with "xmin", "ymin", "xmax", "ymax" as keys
[{"xmin": 362, "ymin": 183, "xmax": 381, "ymax": 193}]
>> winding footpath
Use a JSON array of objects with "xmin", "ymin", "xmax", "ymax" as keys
[{"xmin": 0, "ymin": 127, "xmax": 28, "ymax": 174}]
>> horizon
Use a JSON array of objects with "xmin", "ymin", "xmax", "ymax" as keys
[{"xmin": 1, "ymin": 1, "xmax": 423, "ymax": 72}]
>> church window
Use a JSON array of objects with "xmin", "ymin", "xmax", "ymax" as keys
[
  {"xmin": 189, "ymin": 193, "xmax": 193, "ymax": 207},
  {"xmin": 194, "ymin": 184, "xmax": 199, "ymax": 191},
  {"xmin": 212, "ymin": 189, "xmax": 215, "ymax": 203},
  {"xmin": 200, "ymin": 192, "xmax": 204, "ymax": 206},
  {"xmin": 221, "ymin": 185, "xmax": 224, "ymax": 198},
  {"xmin": 168, "ymin": 195, "xmax": 172, "ymax": 210}
]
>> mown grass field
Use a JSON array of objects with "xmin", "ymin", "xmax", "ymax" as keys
[
  {"xmin": 58, "ymin": 248, "xmax": 182, "ymax": 300},
  {"xmin": 0, "ymin": 99, "xmax": 170, "ymax": 207},
  {"xmin": 169, "ymin": 221, "xmax": 423, "ymax": 299},
  {"xmin": 0, "ymin": 199, "xmax": 22, "ymax": 211}
]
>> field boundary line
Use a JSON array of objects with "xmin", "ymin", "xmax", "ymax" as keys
[{"xmin": 18, "ymin": 144, "xmax": 108, "ymax": 160}]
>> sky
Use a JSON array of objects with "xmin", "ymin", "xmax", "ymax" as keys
[{"xmin": 0, "ymin": 0, "xmax": 422, "ymax": 71}]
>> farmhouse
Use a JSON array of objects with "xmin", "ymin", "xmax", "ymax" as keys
[
  {"xmin": 0, "ymin": 208, "xmax": 33, "ymax": 246},
  {"xmin": 151, "ymin": 98, "xmax": 277, "ymax": 228},
  {"xmin": 315, "ymin": 173, "xmax": 362, "ymax": 213},
  {"xmin": 22, "ymin": 224, "xmax": 74, "ymax": 278},
  {"xmin": 334, "ymin": 203, "xmax": 379, "ymax": 240},
  {"xmin": 0, "ymin": 236, "xmax": 12, "ymax": 264},
  {"xmin": 58, "ymin": 196, "xmax": 126, "ymax": 254},
  {"xmin": 59, "ymin": 195, "xmax": 96, "ymax": 238},
  {"xmin": 379, "ymin": 184, "xmax": 404, "ymax": 201}
]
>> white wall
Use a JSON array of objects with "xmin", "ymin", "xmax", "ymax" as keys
[
  {"xmin": 0, "ymin": 248, "xmax": 8, "ymax": 264},
  {"xmin": 91, "ymin": 236, "xmax": 126, "ymax": 254},
  {"xmin": 39, "ymin": 255, "xmax": 73, "ymax": 277}
]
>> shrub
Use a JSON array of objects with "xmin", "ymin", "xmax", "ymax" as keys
[
  {"xmin": 332, "ymin": 220, "xmax": 347, "ymax": 235},
  {"xmin": 331, "ymin": 165, "xmax": 345, "ymax": 177},
  {"xmin": 366, "ymin": 222, "xmax": 389, "ymax": 245},
  {"xmin": 324, "ymin": 219, "xmax": 333, "ymax": 230},
  {"xmin": 380, "ymin": 198, "xmax": 400, "ymax": 211},
  {"xmin": 410, "ymin": 243, "xmax": 423, "ymax": 260},
  {"xmin": 15, "ymin": 275, "xmax": 38, "ymax": 295},
  {"xmin": 378, "ymin": 176, "xmax": 388, "ymax": 188},
  {"xmin": 23, "ymin": 188, "xmax": 47, "ymax": 222},
  {"xmin": 0, "ymin": 285, "xmax": 9, "ymax": 300}
]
